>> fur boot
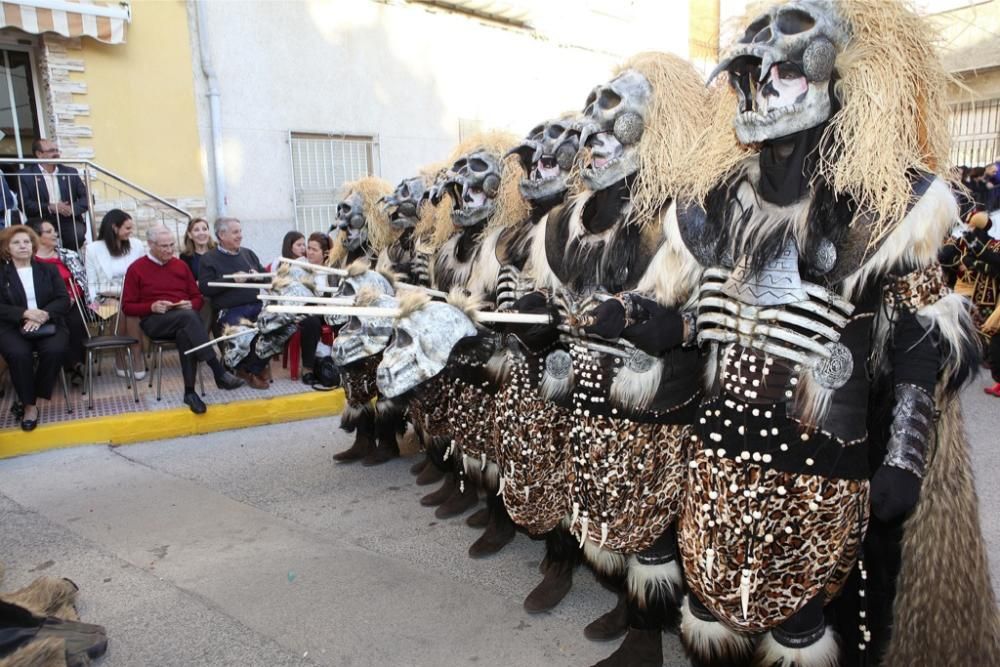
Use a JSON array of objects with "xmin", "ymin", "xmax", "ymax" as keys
[
  {"xmin": 435, "ymin": 472, "xmax": 478, "ymax": 519},
  {"xmin": 420, "ymin": 471, "xmax": 456, "ymax": 507},
  {"xmin": 332, "ymin": 407, "xmax": 375, "ymax": 462},
  {"xmin": 525, "ymin": 527, "xmax": 580, "ymax": 613},
  {"xmin": 585, "ymin": 591, "xmax": 628, "ymax": 641},
  {"xmin": 752, "ymin": 627, "xmax": 839, "ymax": 667},
  {"xmin": 468, "ymin": 485, "xmax": 516, "ymax": 558},
  {"xmin": 680, "ymin": 595, "xmax": 754, "ymax": 667},
  {"xmin": 590, "ymin": 627, "xmax": 663, "ymax": 667}
]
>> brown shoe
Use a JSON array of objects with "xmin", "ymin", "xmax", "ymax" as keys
[
  {"xmin": 260, "ymin": 363, "xmax": 273, "ymax": 382},
  {"xmin": 237, "ymin": 369, "xmax": 268, "ymax": 390}
]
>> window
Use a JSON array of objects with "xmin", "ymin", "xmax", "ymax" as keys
[
  {"xmin": 0, "ymin": 47, "xmax": 43, "ymax": 159},
  {"xmin": 289, "ymin": 132, "xmax": 379, "ymax": 235},
  {"xmin": 950, "ymin": 98, "xmax": 1000, "ymax": 167}
]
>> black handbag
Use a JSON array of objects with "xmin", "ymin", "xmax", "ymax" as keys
[
  {"xmin": 312, "ymin": 355, "xmax": 341, "ymax": 390},
  {"xmin": 21, "ymin": 322, "xmax": 56, "ymax": 339}
]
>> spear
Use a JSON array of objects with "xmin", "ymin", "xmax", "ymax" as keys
[
  {"xmin": 263, "ymin": 303, "xmax": 551, "ymax": 324},
  {"xmin": 183, "ymin": 329, "xmax": 257, "ymax": 355}
]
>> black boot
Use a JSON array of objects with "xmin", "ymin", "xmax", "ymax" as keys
[
  {"xmin": 420, "ymin": 472, "xmax": 456, "ymax": 507},
  {"xmin": 332, "ymin": 415, "xmax": 374, "ymax": 463},
  {"xmin": 591, "ymin": 627, "xmax": 662, "ymax": 667},
  {"xmin": 416, "ymin": 462, "xmax": 445, "ymax": 485},
  {"xmin": 410, "ymin": 456, "xmax": 429, "ymax": 475},
  {"xmin": 364, "ymin": 402, "xmax": 404, "ymax": 466},
  {"xmin": 584, "ymin": 591, "xmax": 628, "ymax": 641},
  {"xmin": 466, "ymin": 507, "xmax": 490, "ymax": 528},
  {"xmin": 435, "ymin": 472, "xmax": 478, "ymax": 518},
  {"xmin": 468, "ymin": 494, "xmax": 516, "ymax": 558},
  {"xmin": 524, "ymin": 527, "xmax": 580, "ymax": 613}
]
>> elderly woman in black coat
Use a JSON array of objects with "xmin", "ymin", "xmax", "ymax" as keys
[{"xmin": 0, "ymin": 225, "xmax": 70, "ymax": 431}]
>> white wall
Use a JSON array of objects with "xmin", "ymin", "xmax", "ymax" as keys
[{"xmin": 188, "ymin": 0, "xmax": 690, "ymax": 255}]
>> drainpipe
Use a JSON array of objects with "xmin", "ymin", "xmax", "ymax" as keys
[{"xmin": 193, "ymin": 0, "xmax": 226, "ymax": 217}]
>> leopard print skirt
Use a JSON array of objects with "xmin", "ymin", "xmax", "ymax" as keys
[
  {"xmin": 341, "ymin": 355, "xmax": 380, "ymax": 407},
  {"xmin": 678, "ymin": 448, "xmax": 869, "ymax": 633},
  {"xmin": 448, "ymin": 378, "xmax": 497, "ymax": 466},
  {"xmin": 493, "ymin": 358, "xmax": 573, "ymax": 536},
  {"xmin": 408, "ymin": 373, "xmax": 453, "ymax": 448},
  {"xmin": 567, "ymin": 416, "xmax": 690, "ymax": 554}
]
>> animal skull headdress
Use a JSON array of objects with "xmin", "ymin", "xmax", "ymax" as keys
[
  {"xmin": 577, "ymin": 70, "xmax": 652, "ymax": 191},
  {"xmin": 336, "ymin": 191, "xmax": 368, "ymax": 252},
  {"xmin": 508, "ymin": 115, "xmax": 580, "ymax": 202},
  {"xmin": 442, "ymin": 150, "xmax": 504, "ymax": 227},
  {"xmin": 376, "ymin": 299, "xmax": 477, "ymax": 398},
  {"xmin": 381, "ymin": 176, "xmax": 428, "ymax": 231},
  {"xmin": 331, "ymin": 293, "xmax": 398, "ymax": 367},
  {"xmin": 711, "ymin": 0, "xmax": 849, "ymax": 144}
]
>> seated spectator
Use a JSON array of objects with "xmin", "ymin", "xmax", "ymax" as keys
[
  {"xmin": 270, "ymin": 230, "xmax": 305, "ymax": 272},
  {"xmin": 0, "ymin": 225, "xmax": 70, "ymax": 431},
  {"xmin": 122, "ymin": 226, "xmax": 245, "ymax": 414},
  {"xmin": 17, "ymin": 139, "xmax": 89, "ymax": 251},
  {"xmin": 180, "ymin": 217, "xmax": 215, "ymax": 278},
  {"xmin": 86, "ymin": 209, "xmax": 147, "ymax": 378},
  {"xmin": 29, "ymin": 218, "xmax": 92, "ymax": 385},
  {"xmin": 198, "ymin": 217, "xmax": 272, "ymax": 388},
  {"xmin": 299, "ymin": 232, "xmax": 333, "ymax": 384}
]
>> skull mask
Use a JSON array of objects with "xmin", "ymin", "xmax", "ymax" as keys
[
  {"xmin": 376, "ymin": 301, "xmax": 478, "ymax": 398},
  {"xmin": 381, "ymin": 177, "xmax": 427, "ymax": 230},
  {"xmin": 336, "ymin": 191, "xmax": 368, "ymax": 252},
  {"xmin": 509, "ymin": 116, "xmax": 581, "ymax": 202},
  {"xmin": 326, "ymin": 269, "xmax": 395, "ymax": 326},
  {"xmin": 711, "ymin": 0, "xmax": 849, "ymax": 144},
  {"xmin": 442, "ymin": 150, "xmax": 503, "ymax": 227},
  {"xmin": 331, "ymin": 294, "xmax": 398, "ymax": 367},
  {"xmin": 577, "ymin": 70, "xmax": 652, "ymax": 191}
]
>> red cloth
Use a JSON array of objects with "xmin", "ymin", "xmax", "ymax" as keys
[
  {"xmin": 122, "ymin": 256, "xmax": 204, "ymax": 318},
  {"xmin": 34, "ymin": 254, "xmax": 80, "ymax": 301}
]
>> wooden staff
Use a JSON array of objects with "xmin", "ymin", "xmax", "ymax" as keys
[
  {"xmin": 183, "ymin": 329, "xmax": 256, "ymax": 355},
  {"xmin": 263, "ymin": 304, "xmax": 551, "ymax": 324},
  {"xmin": 205, "ymin": 282, "xmax": 273, "ymax": 290},
  {"xmin": 222, "ymin": 272, "xmax": 276, "ymax": 279},
  {"xmin": 277, "ymin": 257, "xmax": 349, "ymax": 276},
  {"xmin": 257, "ymin": 294, "xmax": 355, "ymax": 305}
]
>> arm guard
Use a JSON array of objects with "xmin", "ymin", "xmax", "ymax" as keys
[{"xmin": 883, "ymin": 383, "xmax": 935, "ymax": 479}]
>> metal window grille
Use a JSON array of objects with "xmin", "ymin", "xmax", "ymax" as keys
[
  {"xmin": 289, "ymin": 132, "xmax": 378, "ymax": 235},
  {"xmin": 950, "ymin": 98, "xmax": 1000, "ymax": 167}
]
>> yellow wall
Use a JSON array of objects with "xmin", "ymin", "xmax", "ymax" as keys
[{"xmin": 73, "ymin": 0, "xmax": 203, "ymax": 199}]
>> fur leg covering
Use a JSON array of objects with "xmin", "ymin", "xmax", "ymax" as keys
[
  {"xmin": 332, "ymin": 406, "xmax": 375, "ymax": 462},
  {"xmin": 1, "ymin": 578, "xmax": 79, "ymax": 621},
  {"xmin": 469, "ymin": 492, "xmax": 516, "ymax": 558},
  {"xmin": 0, "ymin": 637, "xmax": 67, "ymax": 667},
  {"xmin": 362, "ymin": 399, "xmax": 404, "ymax": 466},
  {"xmin": 680, "ymin": 595, "xmax": 754, "ymax": 667},
  {"xmin": 524, "ymin": 527, "xmax": 580, "ymax": 613},
  {"xmin": 626, "ymin": 556, "xmax": 682, "ymax": 632},
  {"xmin": 752, "ymin": 627, "xmax": 839, "ymax": 667}
]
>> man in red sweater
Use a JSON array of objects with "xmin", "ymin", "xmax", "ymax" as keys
[{"xmin": 122, "ymin": 226, "xmax": 244, "ymax": 413}]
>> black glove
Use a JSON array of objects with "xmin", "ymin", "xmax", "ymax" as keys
[
  {"xmin": 869, "ymin": 464, "xmax": 922, "ymax": 522},
  {"xmin": 506, "ymin": 291, "xmax": 559, "ymax": 351},
  {"xmin": 582, "ymin": 299, "xmax": 627, "ymax": 340},
  {"xmin": 620, "ymin": 295, "xmax": 685, "ymax": 356}
]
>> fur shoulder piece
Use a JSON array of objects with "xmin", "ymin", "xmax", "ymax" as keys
[
  {"xmin": 446, "ymin": 288, "xmax": 482, "ymax": 322},
  {"xmin": 398, "ymin": 291, "xmax": 431, "ymax": 318},
  {"xmin": 347, "ymin": 257, "xmax": 371, "ymax": 277},
  {"xmin": 354, "ymin": 285, "xmax": 382, "ymax": 308}
]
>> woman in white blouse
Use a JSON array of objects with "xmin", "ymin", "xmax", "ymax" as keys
[{"xmin": 85, "ymin": 209, "xmax": 147, "ymax": 377}]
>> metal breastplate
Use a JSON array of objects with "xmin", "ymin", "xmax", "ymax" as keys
[{"xmin": 697, "ymin": 244, "xmax": 856, "ymax": 391}]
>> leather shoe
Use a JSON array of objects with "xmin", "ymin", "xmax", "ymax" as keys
[
  {"xmin": 20, "ymin": 416, "xmax": 38, "ymax": 431},
  {"xmin": 183, "ymin": 391, "xmax": 207, "ymax": 415},
  {"xmin": 237, "ymin": 369, "xmax": 269, "ymax": 390},
  {"xmin": 215, "ymin": 371, "xmax": 246, "ymax": 390}
]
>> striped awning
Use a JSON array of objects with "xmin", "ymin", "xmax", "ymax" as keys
[{"xmin": 0, "ymin": 0, "xmax": 130, "ymax": 45}]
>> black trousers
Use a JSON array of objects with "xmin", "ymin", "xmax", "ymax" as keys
[
  {"xmin": 140, "ymin": 309, "xmax": 216, "ymax": 389},
  {"xmin": 65, "ymin": 303, "xmax": 88, "ymax": 369},
  {"xmin": 300, "ymin": 315, "xmax": 322, "ymax": 369},
  {"xmin": 0, "ymin": 324, "xmax": 69, "ymax": 405}
]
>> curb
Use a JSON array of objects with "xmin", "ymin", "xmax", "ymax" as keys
[{"xmin": 0, "ymin": 389, "xmax": 345, "ymax": 460}]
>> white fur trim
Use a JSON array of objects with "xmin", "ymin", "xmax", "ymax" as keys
[
  {"xmin": 340, "ymin": 402, "xmax": 368, "ymax": 423},
  {"xmin": 635, "ymin": 202, "xmax": 703, "ymax": 309},
  {"xmin": 580, "ymin": 540, "xmax": 627, "ymax": 576},
  {"xmin": 680, "ymin": 595, "xmax": 754, "ymax": 665},
  {"xmin": 610, "ymin": 358, "xmax": 663, "ymax": 410},
  {"xmin": 526, "ymin": 213, "xmax": 561, "ymax": 291},
  {"xmin": 842, "ymin": 178, "xmax": 958, "ymax": 299},
  {"xmin": 462, "ymin": 455, "xmax": 500, "ymax": 492},
  {"xmin": 539, "ymin": 362, "xmax": 573, "ymax": 402},
  {"xmin": 485, "ymin": 349, "xmax": 510, "ymax": 385},
  {"xmin": 917, "ymin": 292, "xmax": 978, "ymax": 384},
  {"xmin": 375, "ymin": 247, "xmax": 392, "ymax": 275},
  {"xmin": 625, "ymin": 555, "xmax": 682, "ymax": 609},
  {"xmin": 466, "ymin": 226, "xmax": 504, "ymax": 302},
  {"xmin": 755, "ymin": 626, "xmax": 840, "ymax": 667}
]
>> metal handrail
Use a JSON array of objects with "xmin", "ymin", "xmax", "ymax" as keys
[{"xmin": 0, "ymin": 157, "xmax": 193, "ymax": 221}]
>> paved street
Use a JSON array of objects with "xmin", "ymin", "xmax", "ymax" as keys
[{"xmin": 1, "ymin": 385, "xmax": 998, "ymax": 667}]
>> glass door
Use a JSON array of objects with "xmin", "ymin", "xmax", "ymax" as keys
[{"xmin": 0, "ymin": 48, "xmax": 42, "ymax": 159}]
